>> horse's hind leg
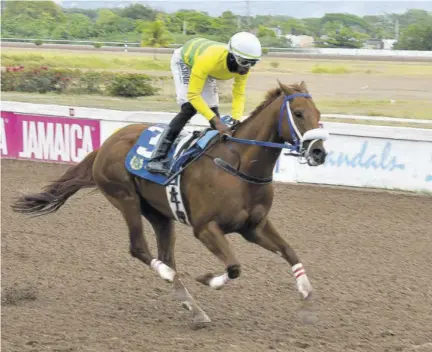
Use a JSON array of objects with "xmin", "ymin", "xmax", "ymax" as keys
[
  {"xmin": 142, "ymin": 205, "xmax": 211, "ymax": 324},
  {"xmin": 96, "ymin": 179, "xmax": 156, "ymax": 267}
]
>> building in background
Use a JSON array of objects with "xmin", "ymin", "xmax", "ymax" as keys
[{"xmin": 285, "ymin": 34, "xmax": 315, "ymax": 48}]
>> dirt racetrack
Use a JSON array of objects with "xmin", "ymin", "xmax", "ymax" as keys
[{"xmin": 2, "ymin": 159, "xmax": 432, "ymax": 352}]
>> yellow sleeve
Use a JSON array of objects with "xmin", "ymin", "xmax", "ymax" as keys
[
  {"xmin": 187, "ymin": 57, "xmax": 216, "ymax": 121},
  {"xmin": 231, "ymin": 72, "xmax": 249, "ymax": 120}
]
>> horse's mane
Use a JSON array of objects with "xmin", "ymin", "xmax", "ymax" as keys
[{"xmin": 247, "ymin": 83, "xmax": 306, "ymax": 119}]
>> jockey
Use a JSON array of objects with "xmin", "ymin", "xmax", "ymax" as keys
[{"xmin": 145, "ymin": 31, "xmax": 262, "ymax": 175}]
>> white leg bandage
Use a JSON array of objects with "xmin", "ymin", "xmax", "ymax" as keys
[
  {"xmin": 292, "ymin": 263, "xmax": 313, "ymax": 299},
  {"xmin": 209, "ymin": 273, "xmax": 230, "ymax": 290},
  {"xmin": 151, "ymin": 259, "xmax": 176, "ymax": 282}
]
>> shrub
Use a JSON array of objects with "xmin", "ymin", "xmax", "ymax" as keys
[
  {"xmin": 1, "ymin": 67, "xmax": 159, "ymax": 98},
  {"xmin": 73, "ymin": 71, "xmax": 108, "ymax": 94},
  {"xmin": 262, "ymin": 48, "xmax": 269, "ymax": 55},
  {"xmin": 34, "ymin": 40, "xmax": 43, "ymax": 46},
  {"xmin": 108, "ymin": 73, "xmax": 159, "ymax": 98},
  {"xmin": 93, "ymin": 42, "xmax": 103, "ymax": 49},
  {"xmin": 2, "ymin": 67, "xmax": 75, "ymax": 94}
]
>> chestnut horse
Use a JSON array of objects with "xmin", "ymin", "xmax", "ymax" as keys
[{"xmin": 11, "ymin": 80, "xmax": 329, "ymax": 326}]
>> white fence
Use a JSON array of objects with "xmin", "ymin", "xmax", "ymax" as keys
[
  {"xmin": 3, "ymin": 40, "xmax": 432, "ymax": 61},
  {"xmin": 1, "ymin": 101, "xmax": 432, "ymax": 193}
]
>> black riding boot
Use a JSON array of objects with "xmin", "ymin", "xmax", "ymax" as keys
[
  {"xmin": 145, "ymin": 126, "xmax": 178, "ymax": 175},
  {"xmin": 145, "ymin": 103, "xmax": 197, "ymax": 175}
]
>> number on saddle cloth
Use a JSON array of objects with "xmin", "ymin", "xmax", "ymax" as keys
[{"xmin": 124, "ymin": 124, "xmax": 219, "ymax": 186}]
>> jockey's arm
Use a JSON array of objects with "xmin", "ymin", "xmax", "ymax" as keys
[
  {"xmin": 231, "ymin": 73, "xmax": 249, "ymax": 120},
  {"xmin": 187, "ymin": 60, "xmax": 215, "ymax": 121}
]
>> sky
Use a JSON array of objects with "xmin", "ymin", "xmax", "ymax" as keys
[{"xmin": 61, "ymin": 0, "xmax": 432, "ymax": 18}]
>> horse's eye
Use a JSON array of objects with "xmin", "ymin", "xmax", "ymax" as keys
[{"xmin": 294, "ymin": 111, "xmax": 303, "ymax": 118}]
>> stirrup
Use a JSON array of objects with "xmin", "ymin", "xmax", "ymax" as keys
[{"xmin": 145, "ymin": 157, "xmax": 171, "ymax": 174}]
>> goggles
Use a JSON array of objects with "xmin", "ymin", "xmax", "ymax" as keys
[{"xmin": 233, "ymin": 54, "xmax": 259, "ymax": 68}]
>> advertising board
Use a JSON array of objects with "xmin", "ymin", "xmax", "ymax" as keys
[{"xmin": 1, "ymin": 111, "xmax": 100, "ymax": 164}]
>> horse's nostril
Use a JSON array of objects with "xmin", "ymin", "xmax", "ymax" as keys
[
  {"xmin": 312, "ymin": 148, "xmax": 323, "ymax": 156},
  {"xmin": 312, "ymin": 148, "xmax": 326, "ymax": 162}
]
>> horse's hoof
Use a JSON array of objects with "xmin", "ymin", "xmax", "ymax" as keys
[
  {"xmin": 298, "ymin": 294, "xmax": 318, "ymax": 325},
  {"xmin": 298, "ymin": 308, "xmax": 318, "ymax": 325},
  {"xmin": 193, "ymin": 312, "xmax": 211, "ymax": 325},
  {"xmin": 195, "ymin": 273, "xmax": 214, "ymax": 286},
  {"xmin": 304, "ymin": 292, "xmax": 313, "ymax": 300}
]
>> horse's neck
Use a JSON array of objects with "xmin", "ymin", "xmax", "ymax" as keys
[{"xmin": 232, "ymin": 98, "xmax": 282, "ymax": 178}]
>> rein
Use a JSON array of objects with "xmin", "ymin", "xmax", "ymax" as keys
[
  {"xmin": 225, "ymin": 93, "xmax": 311, "ymax": 154},
  {"xmin": 213, "ymin": 93, "xmax": 313, "ymax": 184},
  {"xmin": 164, "ymin": 92, "xmax": 325, "ymax": 186}
]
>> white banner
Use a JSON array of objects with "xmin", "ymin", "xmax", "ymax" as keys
[
  {"xmin": 2, "ymin": 101, "xmax": 432, "ymax": 193},
  {"xmin": 275, "ymin": 134, "xmax": 432, "ymax": 192}
]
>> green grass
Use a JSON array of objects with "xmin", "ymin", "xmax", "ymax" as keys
[
  {"xmin": 316, "ymin": 98, "xmax": 432, "ymax": 120},
  {"xmin": 1, "ymin": 51, "xmax": 170, "ymax": 71},
  {"xmin": 311, "ymin": 64, "xmax": 352, "ymax": 74},
  {"xmin": 2, "ymin": 91, "xmax": 430, "ymax": 128}
]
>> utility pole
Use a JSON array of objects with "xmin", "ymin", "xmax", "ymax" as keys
[
  {"xmin": 394, "ymin": 18, "xmax": 399, "ymax": 41},
  {"xmin": 183, "ymin": 20, "xmax": 187, "ymax": 35},
  {"xmin": 245, "ymin": 0, "xmax": 251, "ymax": 28}
]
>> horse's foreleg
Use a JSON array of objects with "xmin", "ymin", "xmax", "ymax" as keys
[
  {"xmin": 143, "ymin": 208, "xmax": 211, "ymax": 324},
  {"xmin": 194, "ymin": 221, "xmax": 241, "ymax": 290},
  {"xmin": 241, "ymin": 219, "xmax": 313, "ymax": 300}
]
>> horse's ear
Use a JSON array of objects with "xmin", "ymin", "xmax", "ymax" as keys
[
  {"xmin": 277, "ymin": 79, "xmax": 283, "ymax": 89},
  {"xmin": 277, "ymin": 79, "xmax": 289, "ymax": 94},
  {"xmin": 300, "ymin": 81, "xmax": 308, "ymax": 92}
]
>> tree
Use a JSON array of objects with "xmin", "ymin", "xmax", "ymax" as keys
[
  {"xmin": 397, "ymin": 9, "xmax": 430, "ymax": 30},
  {"xmin": 257, "ymin": 25, "xmax": 276, "ymax": 37},
  {"xmin": 394, "ymin": 20, "xmax": 432, "ymax": 50},
  {"xmin": 281, "ymin": 18, "xmax": 310, "ymax": 35},
  {"xmin": 1, "ymin": 0, "xmax": 65, "ymax": 38},
  {"xmin": 303, "ymin": 18, "xmax": 322, "ymax": 37},
  {"xmin": 67, "ymin": 14, "xmax": 95, "ymax": 39},
  {"xmin": 321, "ymin": 13, "xmax": 371, "ymax": 34},
  {"xmin": 363, "ymin": 15, "xmax": 394, "ymax": 39},
  {"xmin": 4, "ymin": 0, "xmax": 65, "ymax": 21},
  {"xmin": 64, "ymin": 8, "xmax": 98, "ymax": 20},
  {"xmin": 216, "ymin": 11, "xmax": 238, "ymax": 41},
  {"xmin": 141, "ymin": 15, "xmax": 173, "ymax": 59},
  {"xmin": 316, "ymin": 24, "xmax": 369, "ymax": 48},
  {"xmin": 95, "ymin": 9, "xmax": 135, "ymax": 36},
  {"xmin": 119, "ymin": 4, "xmax": 157, "ymax": 21}
]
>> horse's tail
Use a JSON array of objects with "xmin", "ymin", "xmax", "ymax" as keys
[{"xmin": 11, "ymin": 150, "xmax": 99, "ymax": 217}]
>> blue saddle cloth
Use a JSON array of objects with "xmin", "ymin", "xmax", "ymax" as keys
[{"xmin": 125, "ymin": 123, "xmax": 219, "ymax": 186}]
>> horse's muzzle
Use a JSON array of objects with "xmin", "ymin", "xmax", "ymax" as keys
[
  {"xmin": 301, "ymin": 128, "xmax": 329, "ymax": 167},
  {"xmin": 308, "ymin": 146, "xmax": 327, "ymax": 166}
]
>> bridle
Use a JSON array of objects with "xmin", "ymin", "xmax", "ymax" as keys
[
  {"xmin": 166, "ymin": 93, "xmax": 329, "ymax": 185},
  {"xmin": 224, "ymin": 93, "xmax": 329, "ymax": 163}
]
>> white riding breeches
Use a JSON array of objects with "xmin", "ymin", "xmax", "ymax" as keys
[{"xmin": 171, "ymin": 48, "xmax": 219, "ymax": 108}]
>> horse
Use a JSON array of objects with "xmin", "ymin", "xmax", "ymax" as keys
[{"xmin": 11, "ymin": 79, "xmax": 329, "ymax": 326}]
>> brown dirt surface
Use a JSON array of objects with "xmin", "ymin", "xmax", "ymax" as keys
[{"xmin": 2, "ymin": 159, "xmax": 432, "ymax": 352}]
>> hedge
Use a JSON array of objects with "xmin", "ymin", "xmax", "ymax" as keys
[{"xmin": 1, "ymin": 66, "xmax": 160, "ymax": 98}]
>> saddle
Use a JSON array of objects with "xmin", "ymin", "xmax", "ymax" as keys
[{"xmin": 125, "ymin": 124, "xmax": 219, "ymax": 186}]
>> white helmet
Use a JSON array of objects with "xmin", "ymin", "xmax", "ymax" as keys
[{"xmin": 228, "ymin": 31, "xmax": 262, "ymax": 67}]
